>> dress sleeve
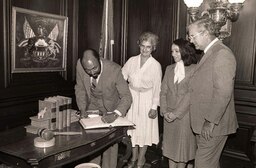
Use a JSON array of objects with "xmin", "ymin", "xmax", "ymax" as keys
[
  {"xmin": 121, "ymin": 58, "xmax": 131, "ymax": 81},
  {"xmin": 151, "ymin": 62, "xmax": 162, "ymax": 110},
  {"xmin": 160, "ymin": 67, "xmax": 169, "ymax": 114},
  {"xmin": 172, "ymin": 92, "xmax": 190, "ymax": 119}
]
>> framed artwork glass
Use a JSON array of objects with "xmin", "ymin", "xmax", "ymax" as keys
[{"xmin": 11, "ymin": 7, "xmax": 68, "ymax": 73}]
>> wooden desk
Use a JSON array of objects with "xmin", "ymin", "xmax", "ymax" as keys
[{"xmin": 0, "ymin": 122, "xmax": 131, "ymax": 168}]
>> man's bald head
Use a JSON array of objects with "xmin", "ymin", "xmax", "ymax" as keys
[{"xmin": 80, "ymin": 49, "xmax": 101, "ymax": 78}]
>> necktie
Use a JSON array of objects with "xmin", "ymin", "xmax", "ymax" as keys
[{"xmin": 91, "ymin": 77, "xmax": 97, "ymax": 89}]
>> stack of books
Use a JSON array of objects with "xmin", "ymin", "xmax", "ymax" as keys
[{"xmin": 25, "ymin": 95, "xmax": 79, "ymax": 134}]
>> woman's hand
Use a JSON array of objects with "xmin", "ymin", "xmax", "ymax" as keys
[
  {"xmin": 163, "ymin": 112, "xmax": 177, "ymax": 122},
  {"xmin": 148, "ymin": 109, "xmax": 157, "ymax": 119}
]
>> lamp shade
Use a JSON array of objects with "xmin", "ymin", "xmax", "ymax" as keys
[
  {"xmin": 228, "ymin": 0, "xmax": 245, "ymax": 3},
  {"xmin": 183, "ymin": 0, "xmax": 203, "ymax": 7}
]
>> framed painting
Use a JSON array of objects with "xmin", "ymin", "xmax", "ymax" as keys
[{"xmin": 11, "ymin": 7, "xmax": 68, "ymax": 73}]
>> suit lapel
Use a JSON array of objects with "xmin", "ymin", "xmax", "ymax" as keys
[
  {"xmin": 97, "ymin": 58, "xmax": 106, "ymax": 91},
  {"xmin": 193, "ymin": 40, "xmax": 221, "ymax": 74}
]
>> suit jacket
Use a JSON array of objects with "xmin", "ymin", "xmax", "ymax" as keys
[
  {"xmin": 189, "ymin": 40, "xmax": 238, "ymax": 136},
  {"xmin": 75, "ymin": 58, "xmax": 132, "ymax": 116},
  {"xmin": 160, "ymin": 64, "xmax": 196, "ymax": 119}
]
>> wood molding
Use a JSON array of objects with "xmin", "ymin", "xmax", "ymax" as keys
[
  {"xmin": 71, "ymin": 0, "xmax": 79, "ymax": 81},
  {"xmin": 223, "ymin": 122, "xmax": 256, "ymax": 163},
  {"xmin": 3, "ymin": 0, "xmax": 11, "ymax": 88}
]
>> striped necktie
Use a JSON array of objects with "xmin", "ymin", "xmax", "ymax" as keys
[{"xmin": 91, "ymin": 77, "xmax": 97, "ymax": 89}]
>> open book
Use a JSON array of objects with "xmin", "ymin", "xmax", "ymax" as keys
[{"xmin": 79, "ymin": 116, "xmax": 135, "ymax": 129}]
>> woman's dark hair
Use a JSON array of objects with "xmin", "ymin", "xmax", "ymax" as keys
[{"xmin": 173, "ymin": 38, "xmax": 198, "ymax": 66}]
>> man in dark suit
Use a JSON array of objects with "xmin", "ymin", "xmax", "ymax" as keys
[
  {"xmin": 187, "ymin": 18, "xmax": 238, "ymax": 168},
  {"xmin": 75, "ymin": 48, "xmax": 132, "ymax": 168}
]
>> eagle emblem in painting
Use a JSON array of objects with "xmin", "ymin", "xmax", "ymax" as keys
[{"xmin": 18, "ymin": 17, "xmax": 61, "ymax": 67}]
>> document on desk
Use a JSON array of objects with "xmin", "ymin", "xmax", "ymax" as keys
[{"xmin": 79, "ymin": 116, "xmax": 135, "ymax": 129}]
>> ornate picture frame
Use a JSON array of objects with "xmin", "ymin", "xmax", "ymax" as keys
[{"xmin": 11, "ymin": 7, "xmax": 68, "ymax": 73}]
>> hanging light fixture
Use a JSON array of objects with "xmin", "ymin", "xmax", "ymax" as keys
[{"xmin": 183, "ymin": 0, "xmax": 246, "ymax": 39}]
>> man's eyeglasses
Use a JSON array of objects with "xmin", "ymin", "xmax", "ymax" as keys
[{"xmin": 188, "ymin": 31, "xmax": 204, "ymax": 40}]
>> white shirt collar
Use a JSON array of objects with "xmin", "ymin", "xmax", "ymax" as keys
[
  {"xmin": 174, "ymin": 60, "xmax": 185, "ymax": 84},
  {"xmin": 204, "ymin": 38, "xmax": 218, "ymax": 53},
  {"xmin": 90, "ymin": 60, "xmax": 103, "ymax": 83}
]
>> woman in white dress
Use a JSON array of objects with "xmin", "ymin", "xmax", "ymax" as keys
[{"xmin": 122, "ymin": 32, "xmax": 162, "ymax": 168}]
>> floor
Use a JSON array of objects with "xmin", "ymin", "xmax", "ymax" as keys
[{"xmin": 122, "ymin": 144, "xmax": 169, "ymax": 168}]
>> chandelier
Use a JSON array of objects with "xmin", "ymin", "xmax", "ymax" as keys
[{"xmin": 183, "ymin": 0, "xmax": 246, "ymax": 39}]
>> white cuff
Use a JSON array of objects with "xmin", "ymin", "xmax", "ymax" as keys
[
  {"xmin": 114, "ymin": 110, "xmax": 122, "ymax": 116},
  {"xmin": 151, "ymin": 104, "xmax": 158, "ymax": 110}
]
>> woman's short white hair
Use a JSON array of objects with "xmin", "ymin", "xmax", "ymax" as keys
[{"xmin": 137, "ymin": 32, "xmax": 159, "ymax": 51}]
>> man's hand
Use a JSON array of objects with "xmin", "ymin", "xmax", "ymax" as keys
[
  {"xmin": 101, "ymin": 113, "xmax": 119, "ymax": 123},
  {"xmin": 77, "ymin": 110, "xmax": 88, "ymax": 119},
  {"xmin": 163, "ymin": 112, "xmax": 177, "ymax": 122},
  {"xmin": 201, "ymin": 120, "xmax": 215, "ymax": 141},
  {"xmin": 148, "ymin": 109, "xmax": 157, "ymax": 119}
]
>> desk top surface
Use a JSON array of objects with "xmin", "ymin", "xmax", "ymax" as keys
[{"xmin": 0, "ymin": 122, "xmax": 119, "ymax": 161}]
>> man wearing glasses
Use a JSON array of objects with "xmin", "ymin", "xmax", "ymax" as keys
[
  {"xmin": 75, "ymin": 48, "xmax": 132, "ymax": 168},
  {"xmin": 187, "ymin": 18, "xmax": 238, "ymax": 168}
]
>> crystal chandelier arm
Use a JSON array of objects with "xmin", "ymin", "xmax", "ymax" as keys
[{"xmin": 227, "ymin": 2, "xmax": 244, "ymax": 22}]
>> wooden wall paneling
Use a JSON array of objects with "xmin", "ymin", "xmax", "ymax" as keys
[
  {"xmin": 127, "ymin": 0, "xmax": 178, "ymax": 72},
  {"xmin": 0, "ymin": 0, "xmax": 76, "ymax": 131},
  {"xmin": 12, "ymin": 0, "xmax": 63, "ymax": 15},
  {"xmin": 224, "ymin": 122, "xmax": 255, "ymax": 161},
  {"xmin": 10, "ymin": 0, "xmax": 73, "ymax": 86},
  {"xmin": 221, "ymin": 122, "xmax": 256, "ymax": 168},
  {"xmin": 179, "ymin": 0, "xmax": 256, "ymax": 167},
  {"xmin": 69, "ymin": 0, "xmax": 79, "ymax": 81},
  {"xmin": 127, "ymin": 0, "xmax": 151, "ymax": 58},
  {"xmin": 223, "ymin": 0, "xmax": 256, "ymax": 166},
  {"xmin": 224, "ymin": 0, "xmax": 256, "ymax": 86},
  {"xmin": 0, "ymin": 1, "xmax": 2, "ymax": 87},
  {"xmin": 251, "ymin": 129, "xmax": 256, "ymax": 167},
  {"xmin": 59, "ymin": 0, "xmax": 68, "ymax": 80},
  {"xmin": 178, "ymin": 0, "xmax": 188, "ymax": 39},
  {"xmin": 1, "ymin": 0, "xmax": 11, "ymax": 88},
  {"xmin": 120, "ymin": 0, "xmax": 128, "ymax": 66},
  {"xmin": 77, "ymin": 0, "xmax": 123, "ymax": 65},
  {"xmin": 149, "ymin": 0, "xmax": 176, "ymax": 70},
  {"xmin": 112, "ymin": 0, "xmax": 122, "ymax": 64},
  {"xmin": 78, "ymin": 0, "xmax": 103, "ymax": 58}
]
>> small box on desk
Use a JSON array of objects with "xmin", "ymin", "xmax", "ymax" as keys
[
  {"xmin": 30, "ymin": 116, "xmax": 51, "ymax": 129},
  {"xmin": 25, "ymin": 125, "xmax": 43, "ymax": 134}
]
